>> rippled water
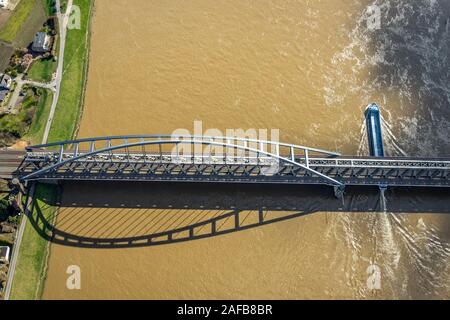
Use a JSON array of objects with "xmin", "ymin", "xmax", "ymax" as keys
[{"xmin": 41, "ymin": 0, "xmax": 449, "ymax": 299}]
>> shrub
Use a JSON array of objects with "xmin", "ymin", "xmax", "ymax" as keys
[{"xmin": 0, "ymin": 198, "xmax": 10, "ymax": 221}]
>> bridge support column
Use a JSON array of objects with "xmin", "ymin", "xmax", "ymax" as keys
[
  {"xmin": 334, "ymin": 185, "xmax": 345, "ymax": 200},
  {"xmin": 234, "ymin": 209, "xmax": 240, "ymax": 229},
  {"xmin": 258, "ymin": 208, "xmax": 264, "ymax": 224},
  {"xmin": 379, "ymin": 184, "xmax": 388, "ymax": 212}
]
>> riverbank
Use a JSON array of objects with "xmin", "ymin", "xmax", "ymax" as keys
[
  {"xmin": 7, "ymin": 0, "xmax": 94, "ymax": 300},
  {"xmin": 8, "ymin": 184, "xmax": 59, "ymax": 300},
  {"xmin": 47, "ymin": 0, "xmax": 93, "ymax": 142}
]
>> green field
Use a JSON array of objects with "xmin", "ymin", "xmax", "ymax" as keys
[
  {"xmin": 48, "ymin": 0, "xmax": 92, "ymax": 142},
  {"xmin": 0, "ymin": 0, "xmax": 35, "ymax": 43},
  {"xmin": 0, "ymin": 0, "xmax": 47, "ymax": 48},
  {"xmin": 9, "ymin": 184, "xmax": 59, "ymax": 300},
  {"xmin": 0, "ymin": 88, "xmax": 52, "ymax": 147},
  {"xmin": 27, "ymin": 58, "xmax": 57, "ymax": 83},
  {"xmin": 25, "ymin": 89, "xmax": 53, "ymax": 144},
  {"xmin": 42, "ymin": 0, "xmax": 56, "ymax": 16},
  {"xmin": 0, "ymin": 43, "xmax": 14, "ymax": 72}
]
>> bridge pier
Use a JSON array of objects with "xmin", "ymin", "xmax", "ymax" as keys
[
  {"xmin": 334, "ymin": 185, "xmax": 345, "ymax": 200},
  {"xmin": 379, "ymin": 184, "xmax": 388, "ymax": 212}
]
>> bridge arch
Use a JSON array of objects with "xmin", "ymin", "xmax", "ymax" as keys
[{"xmin": 21, "ymin": 135, "xmax": 343, "ymax": 186}]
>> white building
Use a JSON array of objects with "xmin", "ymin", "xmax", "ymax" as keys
[
  {"xmin": 0, "ymin": 0, "xmax": 9, "ymax": 9},
  {"xmin": 0, "ymin": 73, "xmax": 12, "ymax": 104}
]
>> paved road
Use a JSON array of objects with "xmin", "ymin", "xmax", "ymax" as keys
[
  {"xmin": 22, "ymin": 79, "xmax": 56, "ymax": 91},
  {"xmin": 41, "ymin": 0, "xmax": 73, "ymax": 144},
  {"xmin": 4, "ymin": 75, "xmax": 56, "ymax": 115},
  {"xmin": 4, "ymin": 75, "xmax": 25, "ymax": 114},
  {"xmin": 4, "ymin": 58, "xmax": 58, "ymax": 115}
]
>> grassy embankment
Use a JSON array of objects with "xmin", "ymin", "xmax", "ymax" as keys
[
  {"xmin": 8, "ymin": 0, "xmax": 94, "ymax": 300},
  {"xmin": 24, "ymin": 89, "xmax": 53, "ymax": 144},
  {"xmin": 48, "ymin": 0, "xmax": 92, "ymax": 142},
  {"xmin": 8, "ymin": 184, "xmax": 59, "ymax": 300}
]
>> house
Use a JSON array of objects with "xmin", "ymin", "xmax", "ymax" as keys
[
  {"xmin": 0, "ymin": 88, "xmax": 8, "ymax": 104},
  {"xmin": 0, "ymin": 73, "xmax": 12, "ymax": 90},
  {"xmin": 0, "ymin": 73, "xmax": 11, "ymax": 104},
  {"xmin": 0, "ymin": 246, "xmax": 10, "ymax": 263},
  {"xmin": 0, "ymin": 0, "xmax": 9, "ymax": 9},
  {"xmin": 32, "ymin": 32, "xmax": 51, "ymax": 53}
]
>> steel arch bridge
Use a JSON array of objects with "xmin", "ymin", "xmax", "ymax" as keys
[{"xmin": 13, "ymin": 135, "xmax": 450, "ymax": 194}]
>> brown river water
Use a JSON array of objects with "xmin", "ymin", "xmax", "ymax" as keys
[{"xmin": 41, "ymin": 0, "xmax": 450, "ymax": 299}]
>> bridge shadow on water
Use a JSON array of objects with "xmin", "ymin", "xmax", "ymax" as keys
[{"xmin": 27, "ymin": 181, "xmax": 450, "ymax": 249}]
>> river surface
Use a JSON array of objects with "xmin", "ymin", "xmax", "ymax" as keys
[{"xmin": 42, "ymin": 0, "xmax": 450, "ymax": 299}]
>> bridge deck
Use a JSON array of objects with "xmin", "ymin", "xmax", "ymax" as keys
[
  {"xmin": 2, "ymin": 133, "xmax": 450, "ymax": 189},
  {"xmin": 0, "ymin": 151, "xmax": 25, "ymax": 180},
  {"xmin": 15, "ymin": 151, "xmax": 450, "ymax": 188}
]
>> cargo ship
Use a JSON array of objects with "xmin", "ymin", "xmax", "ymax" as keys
[{"xmin": 365, "ymin": 103, "xmax": 385, "ymax": 157}]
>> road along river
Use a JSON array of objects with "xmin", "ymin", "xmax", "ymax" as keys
[{"xmin": 42, "ymin": 0, "xmax": 450, "ymax": 299}]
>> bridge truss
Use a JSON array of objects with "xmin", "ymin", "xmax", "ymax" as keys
[{"xmin": 14, "ymin": 135, "xmax": 450, "ymax": 190}]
